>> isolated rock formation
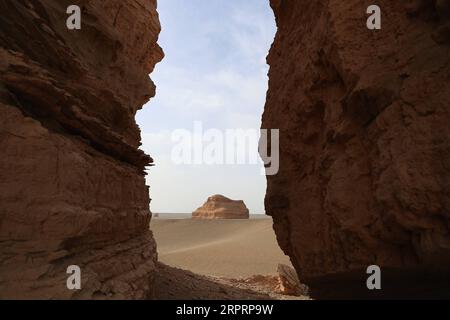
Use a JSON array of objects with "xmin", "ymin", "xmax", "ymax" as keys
[
  {"xmin": 263, "ymin": 0, "xmax": 450, "ymax": 297},
  {"xmin": 0, "ymin": 0, "xmax": 163, "ymax": 299},
  {"xmin": 193, "ymin": 195, "xmax": 250, "ymax": 220}
]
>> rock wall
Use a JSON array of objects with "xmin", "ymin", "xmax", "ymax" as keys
[
  {"xmin": 193, "ymin": 195, "xmax": 250, "ymax": 220},
  {"xmin": 0, "ymin": 0, "xmax": 163, "ymax": 299},
  {"xmin": 263, "ymin": 0, "xmax": 450, "ymax": 297}
]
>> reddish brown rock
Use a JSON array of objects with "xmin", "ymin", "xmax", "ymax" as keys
[
  {"xmin": 0, "ymin": 0, "xmax": 163, "ymax": 299},
  {"xmin": 276, "ymin": 264, "xmax": 306, "ymax": 297},
  {"xmin": 193, "ymin": 195, "xmax": 250, "ymax": 220},
  {"xmin": 263, "ymin": 0, "xmax": 450, "ymax": 297}
]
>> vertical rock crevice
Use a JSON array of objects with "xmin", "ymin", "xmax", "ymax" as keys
[{"xmin": 0, "ymin": 0, "xmax": 163, "ymax": 299}]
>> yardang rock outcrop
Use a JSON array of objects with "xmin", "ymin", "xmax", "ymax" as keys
[
  {"xmin": 0, "ymin": 0, "xmax": 163, "ymax": 299},
  {"xmin": 263, "ymin": 0, "xmax": 450, "ymax": 297},
  {"xmin": 193, "ymin": 195, "xmax": 250, "ymax": 220}
]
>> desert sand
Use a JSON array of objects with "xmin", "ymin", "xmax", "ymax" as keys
[{"xmin": 151, "ymin": 216, "xmax": 293, "ymax": 278}]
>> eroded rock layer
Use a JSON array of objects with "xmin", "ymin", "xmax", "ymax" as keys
[
  {"xmin": 0, "ymin": 0, "xmax": 163, "ymax": 299},
  {"xmin": 193, "ymin": 195, "xmax": 250, "ymax": 220},
  {"xmin": 263, "ymin": 0, "xmax": 450, "ymax": 297}
]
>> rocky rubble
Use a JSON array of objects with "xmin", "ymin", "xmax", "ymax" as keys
[{"xmin": 193, "ymin": 195, "xmax": 250, "ymax": 220}]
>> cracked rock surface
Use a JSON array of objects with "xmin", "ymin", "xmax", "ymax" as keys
[
  {"xmin": 0, "ymin": 0, "xmax": 163, "ymax": 299},
  {"xmin": 263, "ymin": 0, "xmax": 450, "ymax": 297}
]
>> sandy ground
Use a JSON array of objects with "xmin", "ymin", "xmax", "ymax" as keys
[
  {"xmin": 151, "ymin": 218, "xmax": 450, "ymax": 300},
  {"xmin": 151, "ymin": 217, "xmax": 293, "ymax": 278}
]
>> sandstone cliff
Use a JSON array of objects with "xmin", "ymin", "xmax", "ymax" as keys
[
  {"xmin": 193, "ymin": 195, "xmax": 250, "ymax": 220},
  {"xmin": 0, "ymin": 0, "xmax": 163, "ymax": 299},
  {"xmin": 263, "ymin": 0, "xmax": 450, "ymax": 297}
]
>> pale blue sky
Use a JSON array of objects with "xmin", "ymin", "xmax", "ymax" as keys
[{"xmin": 136, "ymin": 0, "xmax": 276, "ymax": 214}]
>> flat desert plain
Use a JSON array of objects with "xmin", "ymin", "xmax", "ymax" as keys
[{"xmin": 151, "ymin": 217, "xmax": 293, "ymax": 278}]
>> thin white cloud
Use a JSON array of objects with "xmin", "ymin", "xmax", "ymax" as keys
[{"xmin": 136, "ymin": 1, "xmax": 276, "ymax": 214}]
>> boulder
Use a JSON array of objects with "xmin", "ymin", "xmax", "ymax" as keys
[{"xmin": 276, "ymin": 264, "xmax": 308, "ymax": 297}]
